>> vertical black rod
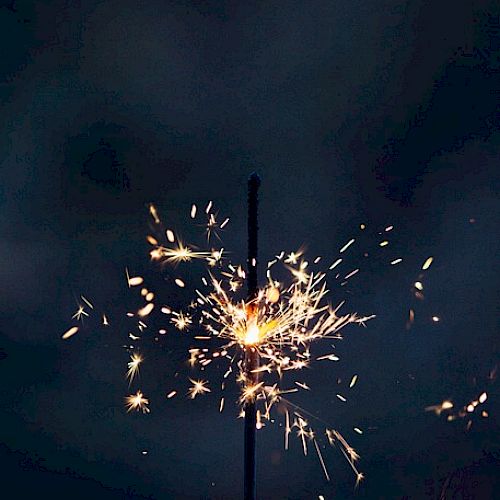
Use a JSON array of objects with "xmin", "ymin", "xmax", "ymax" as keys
[{"xmin": 244, "ymin": 172, "xmax": 260, "ymax": 500}]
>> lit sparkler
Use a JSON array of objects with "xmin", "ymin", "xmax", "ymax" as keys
[{"xmin": 62, "ymin": 178, "xmax": 407, "ymax": 491}]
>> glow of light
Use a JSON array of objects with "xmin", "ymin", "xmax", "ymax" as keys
[{"xmin": 245, "ymin": 323, "xmax": 261, "ymax": 346}]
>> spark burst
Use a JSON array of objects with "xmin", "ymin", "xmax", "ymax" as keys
[
  {"xmin": 62, "ymin": 198, "xmax": 413, "ymax": 486},
  {"xmin": 125, "ymin": 390, "xmax": 150, "ymax": 413}
]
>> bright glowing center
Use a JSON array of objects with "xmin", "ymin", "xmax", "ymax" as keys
[{"xmin": 244, "ymin": 323, "xmax": 260, "ymax": 345}]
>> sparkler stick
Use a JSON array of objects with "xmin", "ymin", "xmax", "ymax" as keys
[{"xmin": 244, "ymin": 172, "xmax": 260, "ymax": 500}]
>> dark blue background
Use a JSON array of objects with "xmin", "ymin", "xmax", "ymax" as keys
[{"xmin": 0, "ymin": 1, "xmax": 498, "ymax": 498}]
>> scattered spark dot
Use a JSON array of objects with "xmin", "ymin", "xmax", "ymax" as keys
[
  {"xmin": 422, "ymin": 257, "xmax": 434, "ymax": 270},
  {"xmin": 336, "ymin": 394, "xmax": 347, "ymax": 402},
  {"xmin": 167, "ymin": 391, "xmax": 177, "ymax": 399},
  {"xmin": 191, "ymin": 204, "xmax": 197, "ymax": 218},
  {"xmin": 138, "ymin": 303, "xmax": 154, "ymax": 317},
  {"xmin": 128, "ymin": 276, "xmax": 144, "ymax": 287},
  {"xmin": 205, "ymin": 201, "xmax": 212, "ymax": 213},
  {"xmin": 166, "ymin": 230, "xmax": 175, "ymax": 243},
  {"xmin": 414, "ymin": 281, "xmax": 423, "ymax": 291},
  {"xmin": 62, "ymin": 326, "xmax": 79, "ymax": 340},
  {"xmin": 432, "ymin": 316, "xmax": 440, "ymax": 322},
  {"xmin": 344, "ymin": 269, "xmax": 359, "ymax": 280},
  {"xmin": 175, "ymin": 278, "xmax": 185, "ymax": 288},
  {"xmin": 360, "ymin": 224, "xmax": 365, "ymax": 230},
  {"xmin": 479, "ymin": 392, "xmax": 487, "ymax": 404},
  {"xmin": 354, "ymin": 427, "xmax": 363, "ymax": 435},
  {"xmin": 349, "ymin": 375, "xmax": 358, "ymax": 388},
  {"xmin": 391, "ymin": 258, "xmax": 402, "ymax": 265},
  {"xmin": 379, "ymin": 240, "xmax": 389, "ymax": 247},
  {"xmin": 149, "ymin": 204, "xmax": 160, "ymax": 224},
  {"xmin": 102, "ymin": 314, "xmax": 109, "ymax": 326}
]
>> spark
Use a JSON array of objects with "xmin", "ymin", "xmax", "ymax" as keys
[
  {"xmin": 191, "ymin": 204, "xmax": 197, "ymax": 218},
  {"xmin": 349, "ymin": 375, "xmax": 358, "ymax": 388},
  {"xmin": 339, "ymin": 239, "xmax": 355, "ymax": 253},
  {"xmin": 175, "ymin": 278, "xmax": 185, "ymax": 288},
  {"xmin": 344, "ymin": 268, "xmax": 359, "ymax": 280},
  {"xmin": 329, "ymin": 258, "xmax": 342, "ymax": 270},
  {"xmin": 125, "ymin": 390, "xmax": 150, "ymax": 413},
  {"xmin": 138, "ymin": 303, "xmax": 154, "ymax": 317},
  {"xmin": 126, "ymin": 269, "xmax": 144, "ymax": 287},
  {"xmin": 188, "ymin": 379, "xmax": 211, "ymax": 399},
  {"xmin": 149, "ymin": 204, "xmax": 160, "ymax": 224},
  {"xmin": 425, "ymin": 400, "xmax": 454, "ymax": 416},
  {"xmin": 422, "ymin": 257, "xmax": 434, "ymax": 270},
  {"xmin": 314, "ymin": 438, "xmax": 330, "ymax": 481},
  {"xmin": 150, "ymin": 242, "xmax": 210, "ymax": 264},
  {"xmin": 166, "ymin": 229, "xmax": 175, "ymax": 243},
  {"xmin": 167, "ymin": 391, "xmax": 177, "ymax": 399},
  {"xmin": 390, "ymin": 258, "xmax": 402, "ymax": 265},
  {"xmin": 379, "ymin": 240, "xmax": 389, "ymax": 247},
  {"xmin": 285, "ymin": 251, "xmax": 302, "ymax": 265},
  {"xmin": 170, "ymin": 311, "xmax": 192, "ymax": 331},
  {"xmin": 81, "ymin": 295, "xmax": 94, "ymax": 309},
  {"xmin": 62, "ymin": 326, "xmax": 79, "ymax": 340},
  {"xmin": 72, "ymin": 305, "xmax": 89, "ymax": 321},
  {"xmin": 102, "ymin": 314, "xmax": 109, "ymax": 326},
  {"xmin": 126, "ymin": 353, "xmax": 143, "ymax": 384}
]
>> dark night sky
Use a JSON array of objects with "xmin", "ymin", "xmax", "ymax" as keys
[{"xmin": 0, "ymin": 1, "xmax": 499, "ymax": 498}]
